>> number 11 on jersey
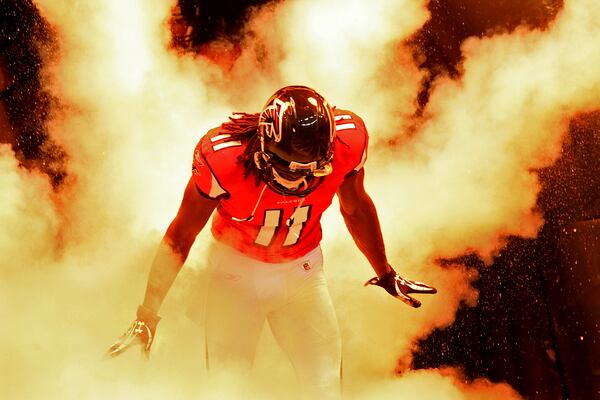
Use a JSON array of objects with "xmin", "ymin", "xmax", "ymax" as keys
[{"xmin": 254, "ymin": 206, "xmax": 311, "ymax": 246}]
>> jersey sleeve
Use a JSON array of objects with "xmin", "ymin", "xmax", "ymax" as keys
[
  {"xmin": 350, "ymin": 122, "xmax": 368, "ymax": 175},
  {"xmin": 334, "ymin": 110, "xmax": 369, "ymax": 178},
  {"xmin": 191, "ymin": 137, "xmax": 228, "ymax": 199}
]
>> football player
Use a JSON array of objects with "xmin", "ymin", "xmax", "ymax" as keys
[{"xmin": 108, "ymin": 85, "xmax": 436, "ymax": 398}]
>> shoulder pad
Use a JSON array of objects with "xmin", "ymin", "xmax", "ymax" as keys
[
  {"xmin": 333, "ymin": 109, "xmax": 369, "ymax": 177},
  {"xmin": 191, "ymin": 128, "xmax": 245, "ymax": 199}
]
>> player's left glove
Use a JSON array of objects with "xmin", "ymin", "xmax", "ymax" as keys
[
  {"xmin": 107, "ymin": 305, "xmax": 161, "ymax": 358},
  {"xmin": 365, "ymin": 269, "xmax": 437, "ymax": 308}
]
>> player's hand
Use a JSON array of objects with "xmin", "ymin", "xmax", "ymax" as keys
[
  {"xmin": 107, "ymin": 305, "xmax": 160, "ymax": 358},
  {"xmin": 364, "ymin": 269, "xmax": 437, "ymax": 308}
]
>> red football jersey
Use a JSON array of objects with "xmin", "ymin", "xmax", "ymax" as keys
[{"xmin": 191, "ymin": 109, "xmax": 368, "ymax": 262}]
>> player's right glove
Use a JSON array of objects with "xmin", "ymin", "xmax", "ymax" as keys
[
  {"xmin": 107, "ymin": 305, "xmax": 161, "ymax": 358},
  {"xmin": 365, "ymin": 269, "xmax": 437, "ymax": 308}
]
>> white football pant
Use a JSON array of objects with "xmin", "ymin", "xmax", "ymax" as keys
[{"xmin": 205, "ymin": 240, "xmax": 342, "ymax": 399}]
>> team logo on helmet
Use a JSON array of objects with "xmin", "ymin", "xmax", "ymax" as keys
[{"xmin": 258, "ymin": 98, "xmax": 295, "ymax": 143}]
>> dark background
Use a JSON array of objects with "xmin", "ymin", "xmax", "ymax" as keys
[{"xmin": 1, "ymin": 1, "xmax": 598, "ymax": 399}]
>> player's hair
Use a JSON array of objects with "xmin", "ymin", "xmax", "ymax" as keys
[{"xmin": 220, "ymin": 112, "xmax": 262, "ymax": 184}]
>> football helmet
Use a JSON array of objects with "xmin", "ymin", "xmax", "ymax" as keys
[{"xmin": 254, "ymin": 85, "xmax": 335, "ymax": 196}]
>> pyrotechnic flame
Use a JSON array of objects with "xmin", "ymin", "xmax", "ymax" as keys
[{"xmin": 3, "ymin": 0, "xmax": 599, "ymax": 398}]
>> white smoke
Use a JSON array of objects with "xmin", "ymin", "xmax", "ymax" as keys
[{"xmin": 4, "ymin": 0, "xmax": 598, "ymax": 398}]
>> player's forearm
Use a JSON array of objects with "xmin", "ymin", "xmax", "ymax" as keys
[
  {"xmin": 140, "ymin": 179, "xmax": 217, "ymax": 314},
  {"xmin": 141, "ymin": 232, "xmax": 194, "ymax": 314},
  {"xmin": 340, "ymin": 194, "xmax": 392, "ymax": 278}
]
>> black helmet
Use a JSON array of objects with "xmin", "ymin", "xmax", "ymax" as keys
[{"xmin": 254, "ymin": 85, "xmax": 335, "ymax": 196}]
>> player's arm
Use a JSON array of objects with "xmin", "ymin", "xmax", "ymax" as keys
[
  {"xmin": 108, "ymin": 177, "xmax": 219, "ymax": 357},
  {"xmin": 336, "ymin": 169, "xmax": 436, "ymax": 308},
  {"xmin": 337, "ymin": 168, "xmax": 392, "ymax": 278},
  {"xmin": 142, "ymin": 176, "xmax": 220, "ymax": 313}
]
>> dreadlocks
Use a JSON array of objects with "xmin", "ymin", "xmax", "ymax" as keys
[{"xmin": 221, "ymin": 112, "xmax": 262, "ymax": 184}]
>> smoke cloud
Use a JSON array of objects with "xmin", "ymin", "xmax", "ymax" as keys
[
  {"xmin": 329, "ymin": 0, "xmax": 600, "ymax": 379},
  {"xmin": 2, "ymin": 0, "xmax": 599, "ymax": 398}
]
